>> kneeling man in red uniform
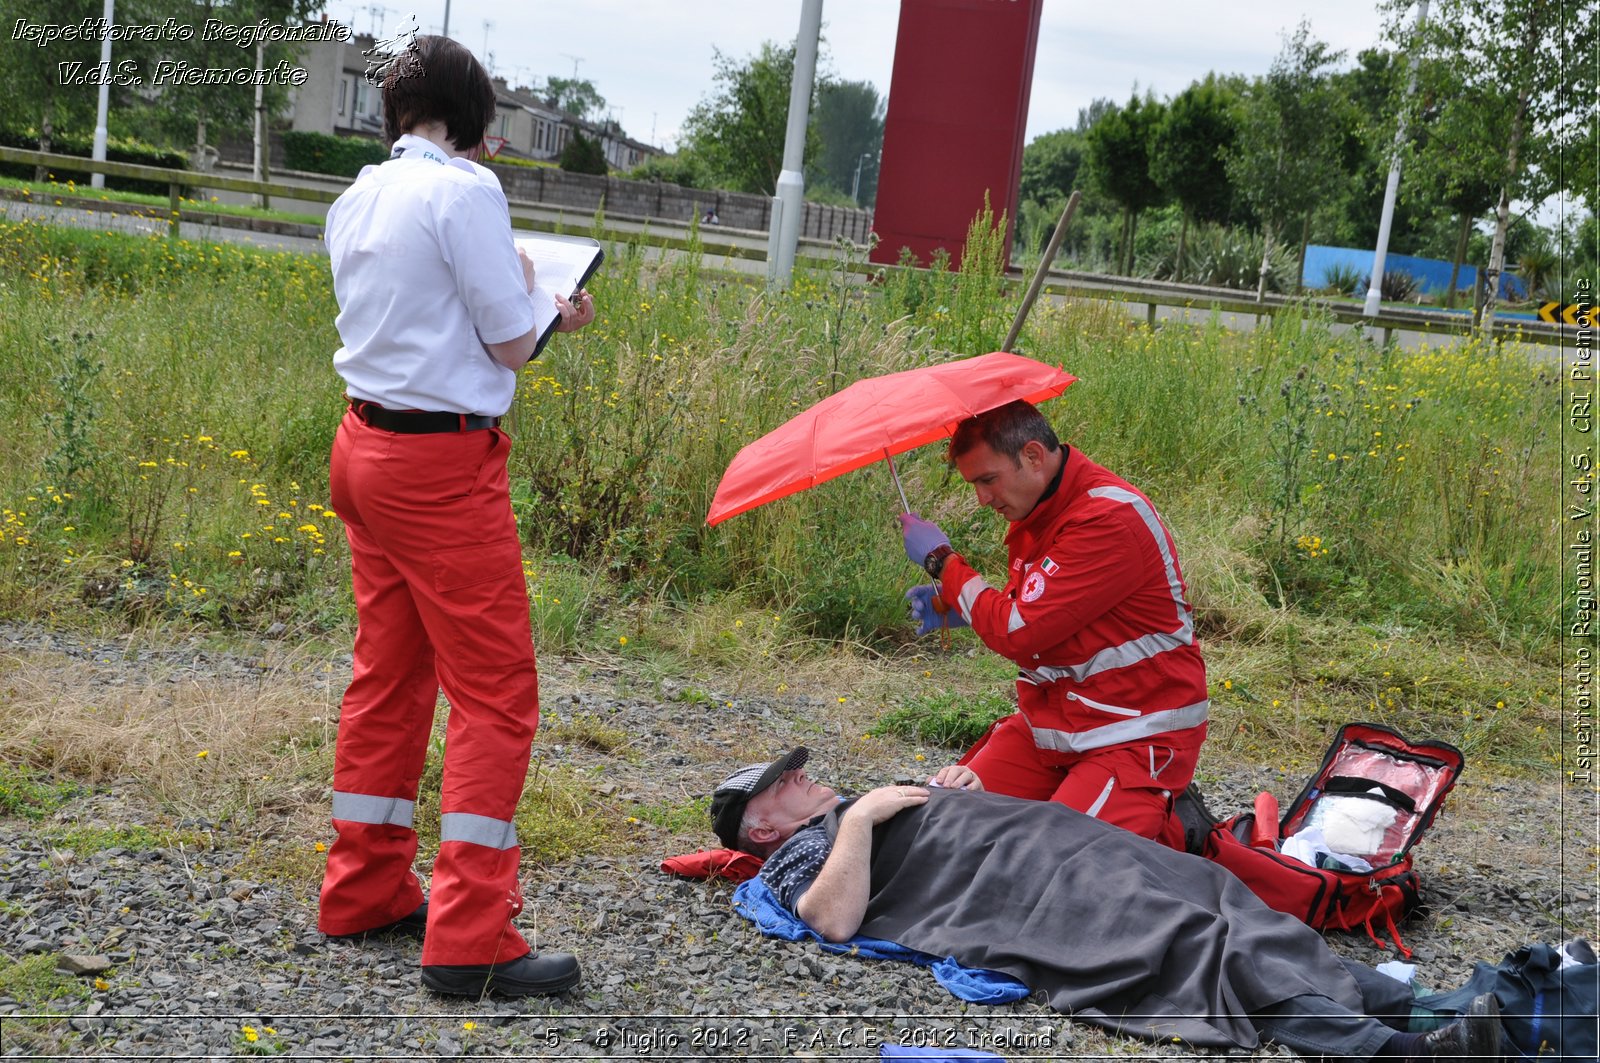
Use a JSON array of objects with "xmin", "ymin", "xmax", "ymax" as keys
[{"xmin": 900, "ymin": 400, "xmax": 1208, "ymax": 848}]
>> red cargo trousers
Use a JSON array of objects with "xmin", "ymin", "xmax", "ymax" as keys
[{"xmin": 318, "ymin": 409, "xmax": 537, "ymax": 966}]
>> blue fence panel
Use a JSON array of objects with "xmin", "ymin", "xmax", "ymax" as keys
[{"xmin": 1302, "ymin": 245, "xmax": 1526, "ymax": 300}]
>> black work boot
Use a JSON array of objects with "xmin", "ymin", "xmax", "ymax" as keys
[
  {"xmin": 421, "ymin": 952, "xmax": 581, "ymax": 997},
  {"xmin": 1417, "ymin": 993, "xmax": 1503, "ymax": 1061}
]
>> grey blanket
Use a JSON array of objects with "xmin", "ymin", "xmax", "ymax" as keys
[{"xmin": 826, "ymin": 787, "xmax": 1365, "ymax": 1049}]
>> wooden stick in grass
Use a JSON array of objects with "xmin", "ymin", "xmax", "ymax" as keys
[{"xmin": 1001, "ymin": 189, "xmax": 1082, "ymax": 354}]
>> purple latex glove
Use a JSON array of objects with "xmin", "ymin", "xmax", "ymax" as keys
[
  {"xmin": 906, "ymin": 584, "xmax": 967, "ymax": 637},
  {"xmin": 897, "ymin": 512, "xmax": 950, "ymax": 567}
]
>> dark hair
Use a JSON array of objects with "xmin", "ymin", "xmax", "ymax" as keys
[
  {"xmin": 948, "ymin": 400, "xmax": 1060, "ymax": 464},
  {"xmin": 381, "ymin": 35, "xmax": 496, "ymax": 151}
]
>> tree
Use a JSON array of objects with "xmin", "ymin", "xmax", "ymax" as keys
[
  {"xmin": 1319, "ymin": 49, "xmax": 1421, "ymax": 255},
  {"xmin": 1075, "ymin": 97, "xmax": 1117, "ymax": 134},
  {"xmin": 0, "ymin": 0, "xmax": 154, "ymax": 157},
  {"xmin": 1225, "ymin": 23, "xmax": 1345, "ymax": 300},
  {"xmin": 1084, "ymin": 92, "xmax": 1167, "ymax": 275},
  {"xmin": 1390, "ymin": 0, "xmax": 1595, "ymax": 328},
  {"xmin": 544, "ymin": 76, "xmax": 606, "ymax": 120},
  {"xmin": 139, "ymin": 0, "xmax": 324, "ymax": 164},
  {"xmin": 1019, "ymin": 129, "xmax": 1085, "ymax": 206},
  {"xmin": 559, "ymin": 130, "xmax": 607, "ymax": 174},
  {"xmin": 810, "ymin": 78, "xmax": 883, "ymax": 206},
  {"xmin": 1404, "ymin": 101, "xmax": 1499, "ymax": 309},
  {"xmin": 679, "ymin": 41, "xmax": 820, "ymax": 196},
  {"xmin": 1150, "ymin": 76, "xmax": 1240, "ymax": 281}
]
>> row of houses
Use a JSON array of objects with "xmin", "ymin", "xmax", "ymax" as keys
[{"xmin": 286, "ymin": 31, "xmax": 661, "ymax": 171}]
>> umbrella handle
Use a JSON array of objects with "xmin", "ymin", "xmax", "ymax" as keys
[{"xmin": 884, "ymin": 449, "xmax": 911, "ymax": 514}]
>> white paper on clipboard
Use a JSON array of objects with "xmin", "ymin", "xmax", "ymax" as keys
[{"xmin": 512, "ymin": 231, "xmax": 604, "ymax": 355}]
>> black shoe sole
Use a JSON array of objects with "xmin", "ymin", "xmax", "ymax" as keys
[
  {"xmin": 328, "ymin": 919, "xmax": 425, "ymax": 941},
  {"xmin": 421, "ymin": 966, "xmax": 580, "ymax": 997}
]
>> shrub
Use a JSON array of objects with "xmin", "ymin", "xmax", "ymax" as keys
[
  {"xmin": 875, "ymin": 689, "xmax": 1014, "ymax": 749},
  {"xmin": 1318, "ymin": 262, "xmax": 1365, "ymax": 297},
  {"xmin": 1143, "ymin": 223, "xmax": 1296, "ymax": 292},
  {"xmin": 1515, "ymin": 248, "xmax": 1557, "ymax": 302},
  {"xmin": 0, "ymin": 129, "xmax": 186, "ymax": 195},
  {"xmin": 281, "ymin": 130, "xmax": 388, "ymax": 178},
  {"xmin": 627, "ymin": 154, "xmax": 708, "ymax": 188},
  {"xmin": 1361, "ymin": 269, "xmax": 1419, "ymax": 303},
  {"xmin": 559, "ymin": 131, "xmax": 608, "ymax": 175}
]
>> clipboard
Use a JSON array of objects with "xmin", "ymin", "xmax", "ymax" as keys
[{"xmin": 512, "ymin": 232, "xmax": 605, "ymax": 356}]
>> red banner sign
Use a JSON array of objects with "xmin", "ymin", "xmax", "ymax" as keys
[{"xmin": 870, "ymin": 0, "xmax": 1044, "ymax": 270}]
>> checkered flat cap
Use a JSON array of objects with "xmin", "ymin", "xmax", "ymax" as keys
[{"xmin": 709, "ymin": 747, "xmax": 809, "ymax": 850}]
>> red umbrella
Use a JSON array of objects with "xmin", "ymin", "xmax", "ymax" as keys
[{"xmin": 706, "ymin": 351, "xmax": 1077, "ymax": 525}]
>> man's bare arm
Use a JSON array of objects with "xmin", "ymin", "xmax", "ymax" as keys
[{"xmin": 795, "ymin": 786, "xmax": 928, "ymax": 942}]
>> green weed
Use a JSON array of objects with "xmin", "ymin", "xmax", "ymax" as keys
[
  {"xmin": 875, "ymin": 689, "xmax": 1015, "ymax": 750},
  {"xmin": 514, "ymin": 765, "xmax": 626, "ymax": 865},
  {"xmin": 0, "ymin": 764, "xmax": 80, "ymax": 820},
  {"xmin": 544, "ymin": 714, "xmax": 632, "ymax": 755},
  {"xmin": 0, "ymin": 952, "xmax": 88, "ymax": 1006},
  {"xmin": 39, "ymin": 824, "xmax": 204, "ymax": 855},
  {"xmin": 411, "ymin": 732, "xmax": 623, "ymax": 866},
  {"xmin": 629, "ymin": 795, "xmax": 710, "ymax": 835}
]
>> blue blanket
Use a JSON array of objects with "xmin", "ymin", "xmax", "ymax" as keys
[{"xmin": 732, "ymin": 878, "xmax": 1029, "ymax": 1005}]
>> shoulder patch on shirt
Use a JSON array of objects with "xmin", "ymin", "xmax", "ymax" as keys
[
  {"xmin": 1039, "ymin": 557, "xmax": 1059, "ymax": 575},
  {"xmin": 1021, "ymin": 570, "xmax": 1047, "ymax": 603}
]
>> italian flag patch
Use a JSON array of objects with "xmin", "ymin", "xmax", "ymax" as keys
[{"xmin": 1039, "ymin": 557, "xmax": 1059, "ymax": 575}]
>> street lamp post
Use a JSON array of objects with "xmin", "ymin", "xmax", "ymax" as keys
[
  {"xmin": 851, "ymin": 151, "xmax": 873, "ymax": 205},
  {"xmin": 766, "ymin": 0, "xmax": 823, "ymax": 289},
  {"xmin": 90, "ymin": 0, "xmax": 114, "ymax": 190},
  {"xmin": 1363, "ymin": 0, "xmax": 1429, "ymax": 319}
]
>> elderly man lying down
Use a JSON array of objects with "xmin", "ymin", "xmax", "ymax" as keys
[{"xmin": 710, "ymin": 748, "xmax": 1504, "ymax": 1062}]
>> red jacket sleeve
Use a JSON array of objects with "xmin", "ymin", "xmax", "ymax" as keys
[{"xmin": 937, "ymin": 506, "xmax": 1145, "ymax": 662}]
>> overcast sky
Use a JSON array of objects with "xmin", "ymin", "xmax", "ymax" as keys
[{"xmin": 324, "ymin": 0, "xmax": 1400, "ymax": 150}]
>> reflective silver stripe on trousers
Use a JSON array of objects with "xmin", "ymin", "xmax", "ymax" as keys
[
  {"xmin": 439, "ymin": 812, "xmax": 518, "ymax": 850},
  {"xmin": 1019, "ymin": 486, "xmax": 1195, "ymax": 684},
  {"xmin": 1030, "ymin": 699, "xmax": 1209, "ymax": 754},
  {"xmin": 331, "ymin": 791, "xmax": 416, "ymax": 828}
]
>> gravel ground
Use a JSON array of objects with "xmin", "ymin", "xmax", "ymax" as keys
[{"xmin": 0, "ymin": 623, "xmax": 1593, "ymax": 1060}]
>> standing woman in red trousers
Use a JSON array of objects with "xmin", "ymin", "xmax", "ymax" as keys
[{"xmin": 315, "ymin": 34, "xmax": 594, "ymax": 998}]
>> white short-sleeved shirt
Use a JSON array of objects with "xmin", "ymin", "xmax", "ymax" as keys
[{"xmin": 326, "ymin": 134, "xmax": 535, "ymax": 417}]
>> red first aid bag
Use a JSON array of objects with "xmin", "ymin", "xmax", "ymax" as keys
[{"xmin": 1202, "ymin": 723, "xmax": 1464, "ymax": 956}]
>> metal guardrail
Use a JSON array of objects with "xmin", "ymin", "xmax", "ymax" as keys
[
  {"xmin": 0, "ymin": 145, "xmax": 1574, "ymax": 348},
  {"xmin": 1020, "ymin": 269, "xmax": 1570, "ymax": 348}
]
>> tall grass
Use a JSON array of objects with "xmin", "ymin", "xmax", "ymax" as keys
[{"xmin": 0, "ymin": 212, "xmax": 1559, "ymax": 670}]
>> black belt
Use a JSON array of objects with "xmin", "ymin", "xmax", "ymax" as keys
[{"xmin": 349, "ymin": 399, "xmax": 500, "ymax": 433}]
